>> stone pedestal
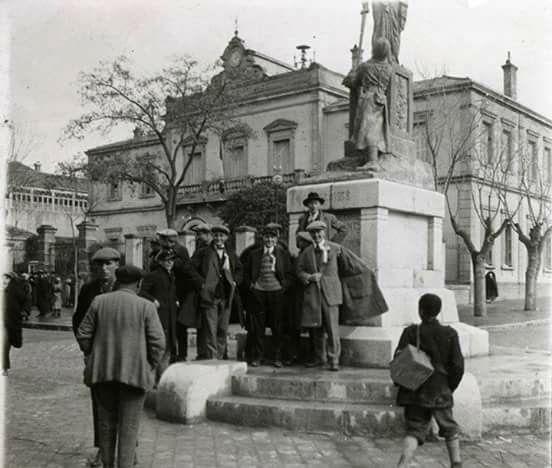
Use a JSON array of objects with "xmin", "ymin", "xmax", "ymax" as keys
[
  {"xmin": 287, "ymin": 178, "xmax": 489, "ymax": 368},
  {"xmin": 37, "ymin": 224, "xmax": 57, "ymax": 272},
  {"xmin": 124, "ymin": 234, "xmax": 143, "ymax": 268},
  {"xmin": 235, "ymin": 226, "xmax": 256, "ymax": 256}
]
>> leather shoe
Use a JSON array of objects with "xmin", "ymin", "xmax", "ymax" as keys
[
  {"xmin": 328, "ymin": 363, "xmax": 339, "ymax": 372},
  {"xmin": 305, "ymin": 360, "xmax": 324, "ymax": 368},
  {"xmin": 273, "ymin": 360, "xmax": 283, "ymax": 368},
  {"xmin": 250, "ymin": 360, "xmax": 260, "ymax": 367}
]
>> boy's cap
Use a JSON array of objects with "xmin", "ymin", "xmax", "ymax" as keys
[
  {"xmin": 306, "ymin": 220, "xmax": 327, "ymax": 232},
  {"xmin": 193, "ymin": 222, "xmax": 212, "ymax": 233},
  {"xmin": 295, "ymin": 231, "xmax": 313, "ymax": 244},
  {"xmin": 156, "ymin": 248, "xmax": 176, "ymax": 261},
  {"xmin": 92, "ymin": 247, "xmax": 121, "ymax": 262},
  {"xmin": 156, "ymin": 228, "xmax": 178, "ymax": 238},
  {"xmin": 211, "ymin": 225, "xmax": 230, "ymax": 235}
]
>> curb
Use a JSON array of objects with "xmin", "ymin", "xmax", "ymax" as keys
[
  {"xmin": 23, "ymin": 321, "xmax": 73, "ymax": 332},
  {"xmin": 478, "ymin": 318, "xmax": 552, "ymax": 331}
]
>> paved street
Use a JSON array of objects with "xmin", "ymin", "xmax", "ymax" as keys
[{"xmin": 4, "ymin": 329, "xmax": 551, "ymax": 467}]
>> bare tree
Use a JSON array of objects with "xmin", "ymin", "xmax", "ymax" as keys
[
  {"xmin": 57, "ymin": 157, "xmax": 99, "ymax": 306},
  {"xmin": 420, "ymin": 81, "xmax": 520, "ymax": 316},
  {"xmin": 62, "ymin": 55, "xmax": 249, "ymax": 228},
  {"xmin": 503, "ymin": 147, "xmax": 552, "ymax": 311}
]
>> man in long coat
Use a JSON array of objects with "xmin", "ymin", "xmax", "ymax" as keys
[
  {"xmin": 297, "ymin": 192, "xmax": 348, "ymax": 244},
  {"xmin": 72, "ymin": 246, "xmax": 120, "ymax": 467},
  {"xmin": 297, "ymin": 221, "xmax": 344, "ymax": 371},
  {"xmin": 2, "ymin": 273, "xmax": 25, "ymax": 375},
  {"xmin": 77, "ymin": 265, "xmax": 165, "ymax": 468},
  {"xmin": 192, "ymin": 225, "xmax": 242, "ymax": 360},
  {"xmin": 139, "ymin": 248, "xmax": 178, "ymax": 381}
]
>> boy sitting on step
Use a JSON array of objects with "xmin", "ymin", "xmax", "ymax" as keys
[{"xmin": 394, "ymin": 293, "xmax": 465, "ymax": 468}]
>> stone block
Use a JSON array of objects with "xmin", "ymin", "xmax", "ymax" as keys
[
  {"xmin": 450, "ymin": 322, "xmax": 489, "ymax": 358},
  {"xmin": 155, "ymin": 360, "xmax": 247, "ymax": 423}
]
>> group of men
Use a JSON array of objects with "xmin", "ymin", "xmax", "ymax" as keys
[{"xmin": 70, "ymin": 189, "xmax": 466, "ymax": 468}]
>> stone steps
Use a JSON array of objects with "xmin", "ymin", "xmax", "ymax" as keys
[
  {"xmin": 482, "ymin": 397, "xmax": 552, "ymax": 433},
  {"xmin": 232, "ymin": 367, "xmax": 396, "ymax": 404},
  {"xmin": 207, "ymin": 366, "xmax": 552, "ymax": 437},
  {"xmin": 206, "ymin": 395, "xmax": 404, "ymax": 437}
]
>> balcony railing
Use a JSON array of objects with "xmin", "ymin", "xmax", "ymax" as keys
[{"xmin": 176, "ymin": 171, "xmax": 303, "ymax": 205}]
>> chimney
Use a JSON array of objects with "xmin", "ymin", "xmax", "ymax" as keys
[
  {"xmin": 502, "ymin": 51, "xmax": 518, "ymax": 100},
  {"xmin": 34, "ymin": 162, "xmax": 42, "ymax": 172}
]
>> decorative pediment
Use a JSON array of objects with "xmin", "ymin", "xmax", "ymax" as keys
[
  {"xmin": 263, "ymin": 119, "xmax": 298, "ymax": 133},
  {"xmin": 213, "ymin": 35, "xmax": 267, "ymax": 85}
]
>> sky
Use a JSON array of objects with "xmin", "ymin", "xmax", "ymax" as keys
[{"xmin": 5, "ymin": 0, "xmax": 552, "ymax": 172}]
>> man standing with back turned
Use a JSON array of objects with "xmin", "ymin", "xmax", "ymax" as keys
[{"xmin": 77, "ymin": 265, "xmax": 165, "ymax": 468}]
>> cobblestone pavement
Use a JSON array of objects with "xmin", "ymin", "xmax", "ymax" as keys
[{"xmin": 4, "ymin": 329, "xmax": 551, "ymax": 467}]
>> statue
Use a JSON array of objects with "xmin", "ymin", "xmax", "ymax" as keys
[
  {"xmin": 371, "ymin": 0, "xmax": 408, "ymax": 65},
  {"xmin": 343, "ymin": 38, "xmax": 393, "ymax": 169}
]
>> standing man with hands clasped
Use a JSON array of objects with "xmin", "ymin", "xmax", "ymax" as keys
[{"xmin": 77, "ymin": 265, "xmax": 165, "ymax": 468}]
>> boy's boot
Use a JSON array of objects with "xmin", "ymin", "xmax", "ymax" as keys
[
  {"xmin": 446, "ymin": 438, "xmax": 462, "ymax": 468},
  {"xmin": 397, "ymin": 436, "xmax": 418, "ymax": 467}
]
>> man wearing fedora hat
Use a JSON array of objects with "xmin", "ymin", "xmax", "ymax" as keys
[{"xmin": 297, "ymin": 192, "xmax": 348, "ymax": 244}]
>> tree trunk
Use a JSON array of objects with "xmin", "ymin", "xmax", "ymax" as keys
[
  {"xmin": 472, "ymin": 254, "xmax": 487, "ymax": 317},
  {"xmin": 165, "ymin": 188, "xmax": 177, "ymax": 228},
  {"xmin": 524, "ymin": 244, "xmax": 540, "ymax": 311}
]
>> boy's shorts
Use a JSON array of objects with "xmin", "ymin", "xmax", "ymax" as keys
[{"xmin": 404, "ymin": 405, "xmax": 459, "ymax": 444}]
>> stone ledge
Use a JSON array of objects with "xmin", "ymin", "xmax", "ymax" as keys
[{"xmin": 155, "ymin": 360, "xmax": 247, "ymax": 424}]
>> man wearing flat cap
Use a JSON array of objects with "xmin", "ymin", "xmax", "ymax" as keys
[
  {"xmin": 192, "ymin": 222, "xmax": 213, "ymax": 252},
  {"xmin": 297, "ymin": 192, "xmax": 348, "ymax": 244},
  {"xmin": 140, "ymin": 249, "xmax": 178, "ymax": 381},
  {"xmin": 192, "ymin": 224, "xmax": 242, "ymax": 359},
  {"xmin": 156, "ymin": 228, "xmax": 203, "ymax": 363},
  {"xmin": 77, "ymin": 265, "xmax": 165, "ymax": 468},
  {"xmin": 72, "ymin": 245, "xmax": 121, "ymax": 467},
  {"xmin": 297, "ymin": 221, "xmax": 344, "ymax": 371},
  {"xmin": 242, "ymin": 223, "xmax": 292, "ymax": 367}
]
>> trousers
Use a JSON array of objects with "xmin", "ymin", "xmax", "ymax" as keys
[
  {"xmin": 199, "ymin": 298, "xmax": 229, "ymax": 359},
  {"xmin": 312, "ymin": 297, "xmax": 341, "ymax": 365},
  {"xmin": 92, "ymin": 382, "xmax": 146, "ymax": 468},
  {"xmin": 247, "ymin": 289, "xmax": 285, "ymax": 362},
  {"xmin": 176, "ymin": 323, "xmax": 188, "ymax": 361}
]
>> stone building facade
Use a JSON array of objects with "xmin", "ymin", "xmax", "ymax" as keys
[{"xmin": 86, "ymin": 36, "xmax": 551, "ymax": 302}]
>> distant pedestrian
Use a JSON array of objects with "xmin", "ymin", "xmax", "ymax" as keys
[
  {"xmin": 393, "ymin": 293, "xmax": 464, "ymax": 468},
  {"xmin": 72, "ymin": 246, "xmax": 121, "ymax": 468},
  {"xmin": 485, "ymin": 271, "xmax": 498, "ymax": 303},
  {"xmin": 77, "ymin": 265, "xmax": 165, "ymax": 468},
  {"xmin": 193, "ymin": 225, "xmax": 242, "ymax": 360},
  {"xmin": 63, "ymin": 278, "xmax": 73, "ymax": 308},
  {"xmin": 140, "ymin": 248, "xmax": 178, "ymax": 382},
  {"xmin": 2, "ymin": 273, "xmax": 25, "ymax": 375},
  {"xmin": 36, "ymin": 271, "xmax": 53, "ymax": 316},
  {"xmin": 19, "ymin": 273, "xmax": 32, "ymax": 321},
  {"xmin": 52, "ymin": 277, "xmax": 63, "ymax": 318}
]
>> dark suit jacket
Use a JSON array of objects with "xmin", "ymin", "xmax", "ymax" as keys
[
  {"xmin": 192, "ymin": 244, "xmax": 242, "ymax": 309},
  {"xmin": 297, "ymin": 211, "xmax": 348, "ymax": 244},
  {"xmin": 296, "ymin": 241, "xmax": 343, "ymax": 327},
  {"xmin": 140, "ymin": 265, "xmax": 178, "ymax": 351},
  {"xmin": 394, "ymin": 320, "xmax": 464, "ymax": 409},
  {"xmin": 72, "ymin": 279, "xmax": 114, "ymax": 336},
  {"xmin": 242, "ymin": 245, "xmax": 293, "ymax": 292},
  {"xmin": 2, "ymin": 279, "xmax": 25, "ymax": 348}
]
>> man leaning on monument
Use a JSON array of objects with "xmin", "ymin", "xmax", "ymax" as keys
[
  {"xmin": 296, "ymin": 221, "xmax": 344, "ymax": 371},
  {"xmin": 297, "ymin": 192, "xmax": 348, "ymax": 244},
  {"xmin": 77, "ymin": 265, "xmax": 165, "ymax": 468}
]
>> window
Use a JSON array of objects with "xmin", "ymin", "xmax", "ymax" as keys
[
  {"xmin": 503, "ymin": 223, "xmax": 513, "ymax": 267},
  {"xmin": 544, "ymin": 147, "xmax": 552, "ymax": 184},
  {"xmin": 501, "ymin": 129, "xmax": 513, "ymax": 170},
  {"xmin": 483, "ymin": 122, "xmax": 493, "ymax": 164},
  {"xmin": 546, "ymin": 236, "xmax": 552, "ymax": 270},
  {"xmin": 528, "ymin": 139, "xmax": 538, "ymax": 181},
  {"xmin": 272, "ymin": 139, "xmax": 292, "ymax": 174},
  {"xmin": 183, "ymin": 148, "xmax": 204, "ymax": 185},
  {"xmin": 108, "ymin": 180, "xmax": 122, "ymax": 200},
  {"xmin": 414, "ymin": 120, "xmax": 431, "ymax": 163},
  {"xmin": 222, "ymin": 133, "xmax": 248, "ymax": 178},
  {"xmin": 264, "ymin": 119, "xmax": 297, "ymax": 175}
]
